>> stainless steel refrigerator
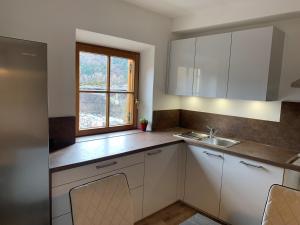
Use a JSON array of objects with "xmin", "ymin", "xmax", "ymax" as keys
[{"xmin": 0, "ymin": 37, "xmax": 49, "ymax": 225}]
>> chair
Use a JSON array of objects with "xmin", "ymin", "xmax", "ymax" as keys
[
  {"xmin": 69, "ymin": 173, "xmax": 134, "ymax": 225},
  {"xmin": 262, "ymin": 185, "xmax": 300, "ymax": 225}
]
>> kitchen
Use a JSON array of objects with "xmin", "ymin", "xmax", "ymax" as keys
[{"xmin": 1, "ymin": 1, "xmax": 300, "ymax": 225}]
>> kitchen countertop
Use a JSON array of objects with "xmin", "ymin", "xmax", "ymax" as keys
[
  {"xmin": 49, "ymin": 130, "xmax": 182, "ymax": 172},
  {"xmin": 49, "ymin": 128, "xmax": 300, "ymax": 173}
]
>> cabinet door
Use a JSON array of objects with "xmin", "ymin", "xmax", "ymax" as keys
[
  {"xmin": 193, "ymin": 33, "xmax": 231, "ymax": 98},
  {"xmin": 131, "ymin": 187, "xmax": 144, "ymax": 222},
  {"xmin": 283, "ymin": 169, "xmax": 300, "ymax": 190},
  {"xmin": 184, "ymin": 145, "xmax": 224, "ymax": 217},
  {"xmin": 219, "ymin": 154, "xmax": 284, "ymax": 225},
  {"xmin": 52, "ymin": 213, "xmax": 72, "ymax": 225},
  {"xmin": 143, "ymin": 144, "xmax": 180, "ymax": 217},
  {"xmin": 227, "ymin": 27, "xmax": 273, "ymax": 100},
  {"xmin": 168, "ymin": 38, "xmax": 195, "ymax": 96}
]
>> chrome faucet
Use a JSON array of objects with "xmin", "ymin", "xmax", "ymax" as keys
[{"xmin": 207, "ymin": 126, "xmax": 218, "ymax": 139}]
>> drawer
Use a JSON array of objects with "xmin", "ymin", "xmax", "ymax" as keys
[
  {"xmin": 52, "ymin": 163, "xmax": 144, "ymax": 218},
  {"xmin": 52, "ymin": 152, "xmax": 144, "ymax": 187}
]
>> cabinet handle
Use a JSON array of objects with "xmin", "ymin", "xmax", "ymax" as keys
[
  {"xmin": 147, "ymin": 149, "xmax": 162, "ymax": 156},
  {"xmin": 96, "ymin": 161, "xmax": 117, "ymax": 169},
  {"xmin": 240, "ymin": 161, "xmax": 264, "ymax": 169},
  {"xmin": 203, "ymin": 151, "xmax": 223, "ymax": 159}
]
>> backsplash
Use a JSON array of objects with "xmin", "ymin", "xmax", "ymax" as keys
[
  {"xmin": 153, "ymin": 102, "xmax": 300, "ymax": 152},
  {"xmin": 49, "ymin": 116, "xmax": 76, "ymax": 152},
  {"xmin": 152, "ymin": 109, "xmax": 180, "ymax": 130}
]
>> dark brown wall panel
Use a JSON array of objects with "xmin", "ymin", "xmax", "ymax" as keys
[
  {"xmin": 49, "ymin": 117, "xmax": 76, "ymax": 152},
  {"xmin": 152, "ymin": 109, "xmax": 180, "ymax": 131},
  {"xmin": 153, "ymin": 102, "xmax": 300, "ymax": 152}
]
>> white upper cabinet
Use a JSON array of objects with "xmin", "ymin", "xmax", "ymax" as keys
[
  {"xmin": 168, "ymin": 38, "xmax": 196, "ymax": 96},
  {"xmin": 227, "ymin": 26, "xmax": 285, "ymax": 101},
  {"xmin": 193, "ymin": 33, "xmax": 231, "ymax": 98},
  {"xmin": 167, "ymin": 26, "xmax": 284, "ymax": 100}
]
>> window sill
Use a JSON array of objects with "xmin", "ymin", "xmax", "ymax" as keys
[{"xmin": 76, "ymin": 129, "xmax": 143, "ymax": 143}]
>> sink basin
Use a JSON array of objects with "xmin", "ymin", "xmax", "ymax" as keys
[
  {"xmin": 288, "ymin": 154, "xmax": 300, "ymax": 166},
  {"xmin": 174, "ymin": 131, "xmax": 208, "ymax": 140},
  {"xmin": 201, "ymin": 137, "xmax": 240, "ymax": 148},
  {"xmin": 174, "ymin": 132, "xmax": 240, "ymax": 148}
]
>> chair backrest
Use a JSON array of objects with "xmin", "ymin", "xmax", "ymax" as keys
[
  {"xmin": 262, "ymin": 185, "xmax": 300, "ymax": 225},
  {"xmin": 70, "ymin": 173, "xmax": 134, "ymax": 225}
]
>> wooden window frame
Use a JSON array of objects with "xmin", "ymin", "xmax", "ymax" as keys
[{"xmin": 76, "ymin": 42, "xmax": 139, "ymax": 136}]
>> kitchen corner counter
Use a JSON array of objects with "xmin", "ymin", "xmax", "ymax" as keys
[
  {"xmin": 185, "ymin": 137, "xmax": 299, "ymax": 171},
  {"xmin": 49, "ymin": 130, "xmax": 182, "ymax": 172},
  {"xmin": 49, "ymin": 128, "xmax": 300, "ymax": 173},
  {"xmin": 169, "ymin": 128, "xmax": 300, "ymax": 172}
]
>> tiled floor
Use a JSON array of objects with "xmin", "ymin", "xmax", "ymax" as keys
[{"xmin": 136, "ymin": 201, "xmax": 220, "ymax": 225}]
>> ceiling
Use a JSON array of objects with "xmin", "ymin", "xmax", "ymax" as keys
[
  {"xmin": 120, "ymin": 0, "xmax": 250, "ymax": 18},
  {"xmin": 120, "ymin": 0, "xmax": 300, "ymax": 20},
  {"xmin": 120, "ymin": 0, "xmax": 300, "ymax": 32}
]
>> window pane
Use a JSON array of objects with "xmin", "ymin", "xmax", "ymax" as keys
[
  {"xmin": 109, "ymin": 93, "xmax": 134, "ymax": 126},
  {"xmin": 79, "ymin": 93, "xmax": 106, "ymax": 130},
  {"xmin": 79, "ymin": 52, "xmax": 107, "ymax": 91},
  {"xmin": 110, "ymin": 56, "xmax": 134, "ymax": 92}
]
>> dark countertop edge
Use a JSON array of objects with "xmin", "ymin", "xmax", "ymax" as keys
[
  {"xmin": 50, "ymin": 140, "xmax": 183, "ymax": 173},
  {"xmin": 184, "ymin": 140, "xmax": 300, "ymax": 172}
]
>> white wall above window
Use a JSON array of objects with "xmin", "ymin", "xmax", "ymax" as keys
[
  {"xmin": 0, "ymin": 0, "xmax": 180, "ymax": 118},
  {"xmin": 76, "ymin": 29, "xmax": 153, "ymax": 52}
]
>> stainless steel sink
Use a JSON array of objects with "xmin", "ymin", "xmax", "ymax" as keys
[
  {"xmin": 174, "ymin": 131, "xmax": 240, "ymax": 148},
  {"xmin": 174, "ymin": 131, "xmax": 208, "ymax": 140},
  {"xmin": 201, "ymin": 137, "xmax": 240, "ymax": 148}
]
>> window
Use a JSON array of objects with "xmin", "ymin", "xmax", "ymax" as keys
[{"xmin": 76, "ymin": 43, "xmax": 139, "ymax": 136}]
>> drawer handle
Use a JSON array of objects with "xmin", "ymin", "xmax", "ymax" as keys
[
  {"xmin": 96, "ymin": 161, "xmax": 117, "ymax": 169},
  {"xmin": 147, "ymin": 149, "xmax": 162, "ymax": 156},
  {"xmin": 240, "ymin": 161, "xmax": 264, "ymax": 169},
  {"xmin": 203, "ymin": 151, "xmax": 223, "ymax": 159}
]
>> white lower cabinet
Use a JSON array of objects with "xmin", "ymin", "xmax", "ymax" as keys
[
  {"xmin": 52, "ymin": 187, "xmax": 144, "ymax": 225},
  {"xmin": 184, "ymin": 145, "xmax": 224, "ymax": 217},
  {"xmin": 51, "ymin": 142, "xmax": 286, "ymax": 225},
  {"xmin": 52, "ymin": 186, "xmax": 143, "ymax": 225},
  {"xmin": 284, "ymin": 169, "xmax": 300, "ymax": 190},
  {"xmin": 143, "ymin": 144, "xmax": 181, "ymax": 217},
  {"xmin": 52, "ymin": 213, "xmax": 72, "ymax": 225},
  {"xmin": 131, "ymin": 186, "xmax": 144, "ymax": 221},
  {"xmin": 219, "ymin": 154, "xmax": 284, "ymax": 225},
  {"xmin": 51, "ymin": 152, "xmax": 145, "ymax": 224}
]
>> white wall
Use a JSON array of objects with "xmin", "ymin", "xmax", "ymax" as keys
[
  {"xmin": 276, "ymin": 17, "xmax": 300, "ymax": 101},
  {"xmin": 0, "ymin": 0, "xmax": 180, "ymax": 117},
  {"xmin": 172, "ymin": 0, "xmax": 300, "ymax": 32},
  {"xmin": 139, "ymin": 48, "xmax": 155, "ymax": 128},
  {"xmin": 2, "ymin": 0, "xmax": 300, "ymax": 123},
  {"xmin": 181, "ymin": 97, "xmax": 282, "ymax": 121}
]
